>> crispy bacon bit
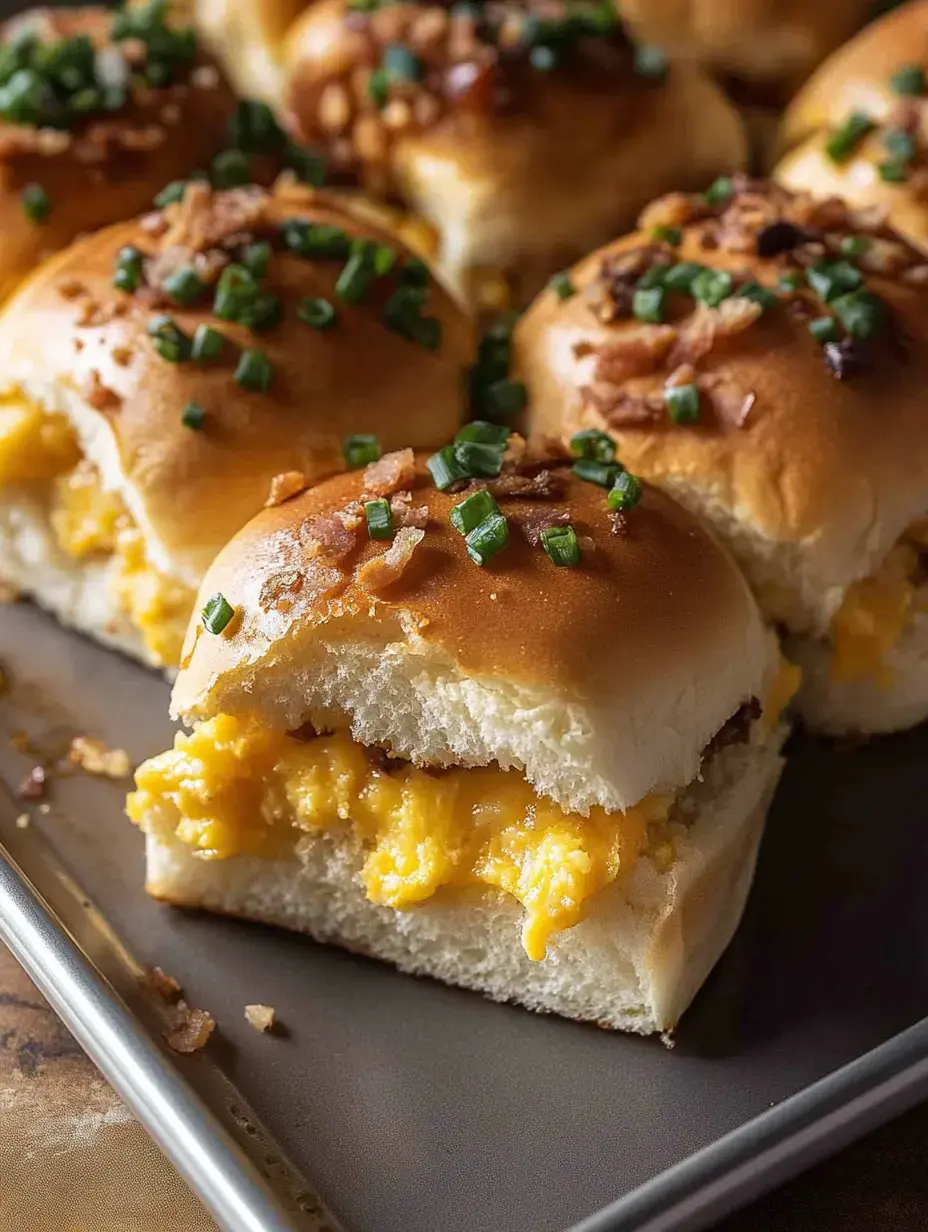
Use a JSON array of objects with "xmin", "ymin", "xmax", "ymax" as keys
[
  {"xmin": 858, "ymin": 238, "xmax": 912, "ymax": 277},
  {"xmin": 244, "ymin": 1004, "xmax": 276, "ymax": 1033},
  {"xmin": 390, "ymin": 491, "xmax": 429, "ymax": 528},
  {"xmin": 824, "ymin": 338, "xmax": 862, "ymax": 381},
  {"xmin": 266, "ymin": 471, "xmax": 309, "ymax": 508},
  {"xmin": 68, "ymin": 736, "xmax": 131, "ymax": 779},
  {"xmin": 336, "ymin": 500, "xmax": 365, "ymax": 532},
  {"xmin": 707, "ymin": 698, "xmax": 762, "ymax": 755},
  {"xmin": 363, "ymin": 448, "xmax": 415, "ymax": 497},
  {"xmin": 259, "ymin": 569, "xmax": 304, "ymax": 612},
  {"xmin": 357, "ymin": 526, "xmax": 424, "ymax": 590},
  {"xmin": 582, "ymin": 385, "xmax": 662, "ymax": 426},
  {"xmin": 484, "ymin": 469, "xmax": 566, "ymax": 500},
  {"xmin": 303, "ymin": 511, "xmax": 360, "ymax": 560},
  {"xmin": 82, "ymin": 371, "xmax": 122, "ymax": 412},
  {"xmin": 164, "ymin": 1001, "xmax": 215, "ymax": 1054},
  {"xmin": 755, "ymin": 221, "xmax": 805, "ymax": 258},
  {"xmin": 161, "ymin": 183, "xmax": 269, "ymax": 253},
  {"xmin": 594, "ymin": 325, "xmax": 677, "ymax": 384},
  {"xmin": 702, "ymin": 376, "xmax": 756, "ymax": 428},
  {"xmin": 111, "ymin": 346, "xmax": 133, "ymax": 367},
  {"xmin": 143, "ymin": 966, "xmax": 183, "ymax": 1004},
  {"xmin": 17, "ymin": 767, "xmax": 45, "ymax": 801},
  {"xmin": 665, "ymin": 362, "xmax": 696, "ymax": 390},
  {"xmin": 57, "ymin": 278, "xmax": 87, "ymax": 300},
  {"xmin": 515, "ymin": 509, "xmax": 570, "ymax": 545}
]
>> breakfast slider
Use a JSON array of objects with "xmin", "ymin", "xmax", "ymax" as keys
[
  {"xmin": 276, "ymin": 0, "xmax": 747, "ymax": 310},
  {"xmin": 0, "ymin": 3, "xmax": 236, "ymax": 306},
  {"xmin": 516, "ymin": 177, "xmax": 928, "ymax": 735},
  {"xmin": 776, "ymin": 1, "xmax": 928, "ymax": 254},
  {"xmin": 0, "ymin": 180, "xmax": 473, "ymax": 670},
  {"xmin": 127, "ymin": 437, "xmax": 793, "ymax": 1033}
]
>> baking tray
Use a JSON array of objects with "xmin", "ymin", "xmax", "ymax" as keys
[{"xmin": 2, "ymin": 601, "xmax": 928, "ymax": 1232}]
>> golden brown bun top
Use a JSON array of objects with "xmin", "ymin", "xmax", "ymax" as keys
[
  {"xmin": 0, "ymin": 180, "xmax": 474, "ymax": 585},
  {"xmin": 194, "ymin": 0, "xmax": 310, "ymax": 101},
  {"xmin": 620, "ymin": 0, "xmax": 869, "ymax": 87},
  {"xmin": 516, "ymin": 178, "xmax": 928, "ymax": 624},
  {"xmin": 0, "ymin": 6, "xmax": 235, "ymax": 305},
  {"xmin": 173, "ymin": 443, "xmax": 764, "ymax": 722}
]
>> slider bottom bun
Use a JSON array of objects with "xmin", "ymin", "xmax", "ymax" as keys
[{"xmin": 140, "ymin": 731, "xmax": 785, "ymax": 1034}]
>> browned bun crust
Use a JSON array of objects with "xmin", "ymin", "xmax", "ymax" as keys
[
  {"xmin": 279, "ymin": 0, "xmax": 746, "ymax": 302},
  {"xmin": 0, "ymin": 181, "xmax": 474, "ymax": 583},
  {"xmin": 515, "ymin": 179, "xmax": 928, "ymax": 627},
  {"xmin": 776, "ymin": 1, "xmax": 928, "ymax": 252},
  {"xmin": 620, "ymin": 0, "xmax": 870, "ymax": 88},
  {"xmin": 193, "ymin": 0, "xmax": 310, "ymax": 101},
  {"xmin": 0, "ymin": 6, "xmax": 235, "ymax": 305}
]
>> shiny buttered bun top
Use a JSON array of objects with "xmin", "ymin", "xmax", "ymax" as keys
[
  {"xmin": 0, "ymin": 180, "xmax": 474, "ymax": 587},
  {"xmin": 194, "ymin": 0, "xmax": 309, "ymax": 102},
  {"xmin": 516, "ymin": 177, "xmax": 928, "ymax": 636},
  {"xmin": 279, "ymin": 0, "xmax": 747, "ymax": 308},
  {"xmin": 0, "ymin": 4, "xmax": 236, "ymax": 305},
  {"xmin": 619, "ymin": 0, "xmax": 870, "ymax": 89},
  {"xmin": 173, "ymin": 443, "xmax": 770, "ymax": 815},
  {"xmin": 776, "ymin": 1, "xmax": 928, "ymax": 253}
]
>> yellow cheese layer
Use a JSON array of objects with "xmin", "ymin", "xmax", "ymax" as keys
[
  {"xmin": 830, "ymin": 541, "xmax": 925, "ymax": 685},
  {"xmin": 128, "ymin": 717, "xmax": 673, "ymax": 960},
  {"xmin": 0, "ymin": 397, "xmax": 81, "ymax": 483}
]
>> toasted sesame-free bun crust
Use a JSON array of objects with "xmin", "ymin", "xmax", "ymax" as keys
[
  {"xmin": 0, "ymin": 183, "xmax": 473, "ymax": 588},
  {"xmin": 172, "ymin": 455, "xmax": 772, "ymax": 815},
  {"xmin": 775, "ymin": 2, "xmax": 928, "ymax": 252},
  {"xmin": 0, "ymin": 6, "xmax": 234, "ymax": 306},
  {"xmin": 516, "ymin": 203, "xmax": 928, "ymax": 635},
  {"xmin": 280, "ymin": 0, "xmax": 746, "ymax": 304},
  {"xmin": 140, "ymin": 726, "xmax": 785, "ymax": 1033},
  {"xmin": 193, "ymin": 0, "xmax": 308, "ymax": 101}
]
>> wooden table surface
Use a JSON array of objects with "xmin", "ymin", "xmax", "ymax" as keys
[{"xmin": 1, "ymin": 942, "xmax": 926, "ymax": 1231}]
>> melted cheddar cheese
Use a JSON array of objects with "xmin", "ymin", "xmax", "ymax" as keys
[{"xmin": 0, "ymin": 397, "xmax": 80, "ymax": 483}]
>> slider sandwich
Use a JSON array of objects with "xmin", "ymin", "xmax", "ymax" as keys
[
  {"xmin": 128, "ymin": 435, "xmax": 795, "ymax": 1033},
  {"xmin": 776, "ymin": 1, "xmax": 928, "ymax": 254},
  {"xmin": 276, "ymin": 0, "xmax": 746, "ymax": 309},
  {"xmin": 0, "ymin": 2, "xmax": 235, "ymax": 305},
  {"xmin": 517, "ymin": 177, "xmax": 928, "ymax": 735},
  {"xmin": 0, "ymin": 180, "xmax": 473, "ymax": 670}
]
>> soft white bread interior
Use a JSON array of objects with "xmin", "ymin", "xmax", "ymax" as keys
[{"xmin": 142, "ymin": 724, "xmax": 786, "ymax": 1033}]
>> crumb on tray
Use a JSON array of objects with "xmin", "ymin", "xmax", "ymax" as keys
[
  {"xmin": 163, "ymin": 1000, "xmax": 215, "ymax": 1053},
  {"xmin": 244, "ymin": 1004, "xmax": 276, "ymax": 1033},
  {"xmin": 68, "ymin": 735, "xmax": 132, "ymax": 779}
]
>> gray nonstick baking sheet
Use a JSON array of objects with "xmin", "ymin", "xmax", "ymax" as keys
[{"xmin": 1, "ymin": 600, "xmax": 928, "ymax": 1232}]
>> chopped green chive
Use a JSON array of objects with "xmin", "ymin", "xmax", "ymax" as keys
[
  {"xmin": 691, "ymin": 268, "xmax": 733, "ymax": 306},
  {"xmin": 809, "ymin": 316, "xmax": 838, "ymax": 344},
  {"xmin": 890, "ymin": 64, "xmax": 925, "ymax": 96},
  {"xmin": 737, "ymin": 280, "xmax": 777, "ymax": 311},
  {"xmin": 549, "ymin": 271, "xmax": 576, "ymax": 300},
  {"xmin": 806, "ymin": 259, "xmax": 863, "ymax": 302},
  {"xmin": 210, "ymin": 148, "xmax": 252, "ymax": 189},
  {"xmin": 383, "ymin": 44, "xmax": 422, "ymax": 81},
  {"xmin": 831, "ymin": 289, "xmax": 885, "ymax": 339},
  {"xmin": 883, "ymin": 127, "xmax": 916, "ymax": 160},
  {"xmin": 342, "ymin": 434, "xmax": 381, "ymax": 468},
  {"xmin": 297, "ymin": 297, "xmax": 337, "ymax": 330},
  {"xmin": 454, "ymin": 440, "xmax": 505, "ymax": 478},
  {"xmin": 365, "ymin": 498, "xmax": 394, "ymax": 540},
  {"xmin": 465, "ymin": 512, "xmax": 508, "ymax": 566},
  {"xmin": 456, "ymin": 421, "xmax": 511, "ymax": 446},
  {"xmin": 633, "ymin": 286, "xmax": 666, "ymax": 322},
  {"xmin": 284, "ymin": 140, "xmax": 327, "ymax": 186},
  {"xmin": 878, "ymin": 159, "xmax": 909, "ymax": 182},
  {"xmin": 663, "ymin": 262, "xmax": 705, "ymax": 291},
  {"xmin": 840, "ymin": 235, "xmax": 871, "ymax": 259},
  {"xmin": 201, "ymin": 593, "xmax": 234, "ymax": 635},
  {"xmin": 213, "ymin": 264, "xmax": 280, "ymax": 329},
  {"xmin": 427, "ymin": 445, "xmax": 468, "ymax": 490},
  {"xmin": 637, "ymin": 263, "xmax": 669, "ymax": 289},
  {"xmin": 383, "ymin": 285, "xmax": 441, "ymax": 351},
  {"xmin": 570, "ymin": 428, "xmax": 616, "ymax": 463},
  {"xmin": 664, "ymin": 383, "xmax": 700, "ymax": 424},
  {"xmin": 399, "ymin": 257, "xmax": 429, "ymax": 286},
  {"xmin": 608, "ymin": 472, "xmax": 643, "ymax": 510},
  {"xmin": 484, "ymin": 378, "xmax": 527, "ymax": 419},
  {"xmin": 153, "ymin": 179, "xmax": 186, "ymax": 208},
  {"xmin": 227, "ymin": 98, "xmax": 285, "ymax": 153},
  {"xmin": 634, "ymin": 44, "xmax": 667, "ymax": 80},
  {"xmin": 279, "ymin": 219, "xmax": 351, "ymax": 259},
  {"xmin": 825, "ymin": 110, "xmax": 874, "ymax": 163},
  {"xmin": 147, "ymin": 315, "xmax": 191, "ymax": 362},
  {"xmin": 181, "ymin": 400, "xmax": 206, "ymax": 429},
  {"xmin": 572, "ymin": 458, "xmax": 622, "ymax": 488},
  {"xmin": 541, "ymin": 524, "xmax": 580, "ymax": 567},
  {"xmin": 241, "ymin": 240, "xmax": 271, "ymax": 279},
  {"xmin": 704, "ymin": 176, "xmax": 734, "ymax": 207},
  {"xmin": 113, "ymin": 245, "xmax": 143, "ymax": 293},
  {"xmin": 21, "ymin": 182, "xmax": 49, "ymax": 223},
  {"xmin": 163, "ymin": 265, "xmax": 205, "ymax": 306},
  {"xmin": 777, "ymin": 271, "xmax": 803, "ymax": 293},
  {"xmin": 450, "ymin": 488, "xmax": 499, "ymax": 535},
  {"xmin": 368, "ymin": 66, "xmax": 390, "ymax": 108},
  {"xmin": 191, "ymin": 323, "xmax": 224, "ymax": 362},
  {"xmin": 651, "ymin": 225, "xmax": 682, "ymax": 246},
  {"xmin": 234, "ymin": 348, "xmax": 273, "ymax": 391},
  {"xmin": 370, "ymin": 241, "xmax": 397, "ymax": 276}
]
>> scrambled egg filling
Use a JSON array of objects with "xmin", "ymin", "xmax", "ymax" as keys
[{"xmin": 0, "ymin": 396, "xmax": 194, "ymax": 667}]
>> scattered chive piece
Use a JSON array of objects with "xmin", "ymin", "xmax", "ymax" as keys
[
  {"xmin": 824, "ymin": 110, "xmax": 874, "ymax": 163},
  {"xmin": 284, "ymin": 140, "xmax": 326, "ymax": 186},
  {"xmin": 691, "ymin": 268, "xmax": 733, "ymax": 307},
  {"xmin": 234, "ymin": 348, "xmax": 273, "ymax": 391},
  {"xmin": 608, "ymin": 472, "xmax": 643, "ymax": 511},
  {"xmin": 364, "ymin": 498, "xmax": 394, "ymax": 540},
  {"xmin": 450, "ymin": 488, "xmax": 499, "ymax": 535},
  {"xmin": 153, "ymin": 179, "xmax": 186, "ymax": 208},
  {"xmin": 163, "ymin": 265, "xmax": 205, "ymax": 306},
  {"xmin": 484, "ymin": 378, "xmax": 527, "ymax": 418},
  {"xmin": 21, "ymin": 182, "xmax": 49, "ymax": 222},
  {"xmin": 663, "ymin": 262, "xmax": 705, "ymax": 291},
  {"xmin": 241, "ymin": 240, "xmax": 271, "ymax": 279},
  {"xmin": 342, "ymin": 434, "xmax": 381, "ymax": 468},
  {"xmin": 890, "ymin": 64, "xmax": 926, "ymax": 96},
  {"xmin": 541, "ymin": 524, "xmax": 580, "ymax": 567},
  {"xmin": 806, "ymin": 259, "xmax": 863, "ymax": 302},
  {"xmin": 651, "ymin": 225, "xmax": 682, "ymax": 246},
  {"xmin": 664, "ymin": 383, "xmax": 700, "ymax": 424},
  {"xmin": 383, "ymin": 44, "xmax": 422, "ymax": 82},
  {"xmin": 465, "ymin": 512, "xmax": 508, "ymax": 566},
  {"xmin": 840, "ymin": 235, "xmax": 871, "ymax": 259},
  {"xmin": 297, "ymin": 296, "xmax": 337, "ymax": 330},
  {"xmin": 335, "ymin": 249, "xmax": 376, "ymax": 303},
  {"xmin": 368, "ymin": 66, "xmax": 390, "ymax": 108},
  {"xmin": 637, "ymin": 264, "xmax": 668, "ymax": 289},
  {"xmin": 883, "ymin": 127, "xmax": 916, "ymax": 160},
  {"xmin": 400, "ymin": 257, "xmax": 429, "ymax": 286},
  {"xmin": 181, "ymin": 400, "xmax": 206, "ymax": 430},
  {"xmin": 427, "ymin": 445, "xmax": 468, "ymax": 490},
  {"xmin": 147, "ymin": 315, "xmax": 191, "ymax": 362},
  {"xmin": 633, "ymin": 285, "xmax": 666, "ymax": 323},
  {"xmin": 572, "ymin": 458, "xmax": 622, "ymax": 488},
  {"xmin": 777, "ymin": 271, "xmax": 803, "ymax": 293},
  {"xmin": 113, "ymin": 245, "xmax": 143, "ymax": 293},
  {"xmin": 227, "ymin": 98, "xmax": 285, "ymax": 153},
  {"xmin": 280, "ymin": 219, "xmax": 350, "ymax": 259},
  {"xmin": 737, "ymin": 280, "xmax": 777, "ymax": 311},
  {"xmin": 210, "ymin": 148, "xmax": 251, "ymax": 189},
  {"xmin": 549, "ymin": 271, "xmax": 576, "ymax": 301},
  {"xmin": 191, "ymin": 323, "xmax": 224, "ymax": 362},
  {"xmin": 703, "ymin": 176, "xmax": 734, "ymax": 207},
  {"xmin": 809, "ymin": 316, "xmax": 838, "ymax": 344},
  {"xmin": 213, "ymin": 264, "xmax": 280, "ymax": 329},
  {"xmin": 456, "ymin": 421, "xmax": 511, "ymax": 446},
  {"xmin": 570, "ymin": 428, "xmax": 616, "ymax": 463},
  {"xmin": 831, "ymin": 289, "xmax": 885, "ymax": 339},
  {"xmin": 878, "ymin": 159, "xmax": 909, "ymax": 182},
  {"xmin": 634, "ymin": 44, "xmax": 667, "ymax": 80},
  {"xmin": 454, "ymin": 439, "xmax": 505, "ymax": 478},
  {"xmin": 201, "ymin": 593, "xmax": 234, "ymax": 635}
]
